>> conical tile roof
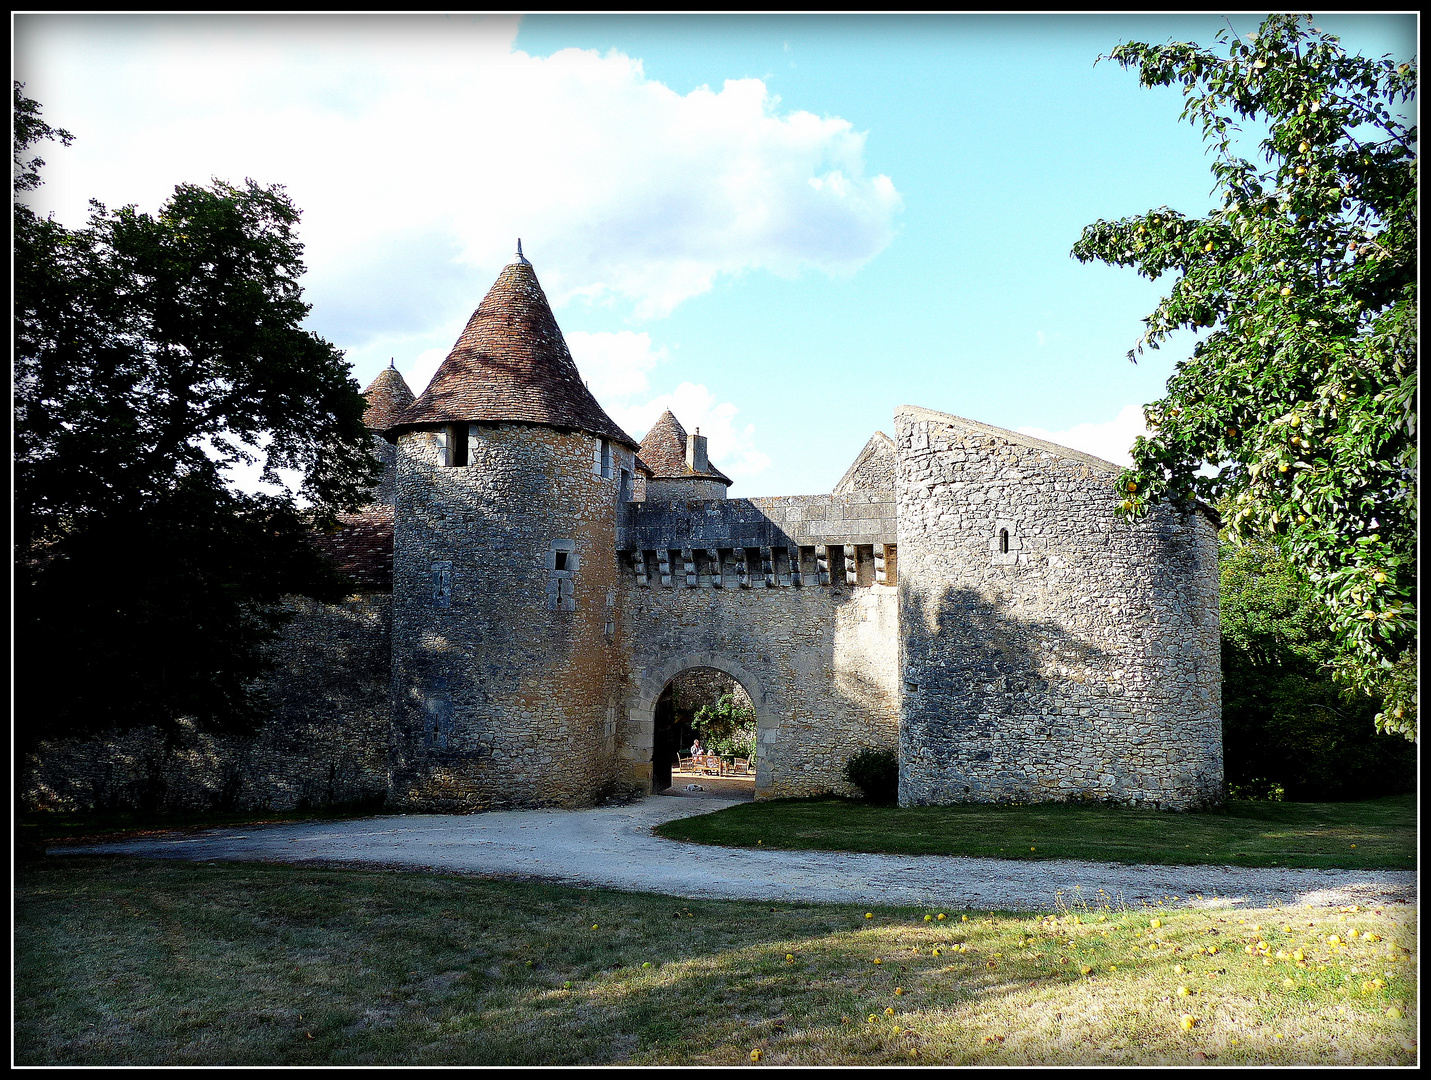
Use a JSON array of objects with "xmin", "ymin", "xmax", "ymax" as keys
[
  {"xmin": 360, "ymin": 362, "xmax": 416, "ymax": 431},
  {"xmin": 387, "ymin": 256, "xmax": 637, "ymax": 448},
  {"xmin": 637, "ymin": 409, "xmax": 732, "ymax": 485}
]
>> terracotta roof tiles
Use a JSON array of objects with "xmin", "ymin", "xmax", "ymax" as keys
[
  {"xmin": 637, "ymin": 409, "xmax": 732, "ymax": 484},
  {"xmin": 387, "ymin": 258, "xmax": 637, "ymax": 449},
  {"xmin": 311, "ymin": 508, "xmax": 394, "ymax": 592},
  {"xmin": 361, "ymin": 363, "xmax": 416, "ymax": 432}
]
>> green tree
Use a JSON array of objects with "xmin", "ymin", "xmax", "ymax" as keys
[
  {"xmin": 1220, "ymin": 538, "xmax": 1415, "ymax": 800},
  {"xmin": 1072, "ymin": 15, "xmax": 1417, "ymax": 739},
  {"xmin": 13, "ymin": 81, "xmax": 72, "ymax": 193},
  {"xmin": 14, "ymin": 85, "xmax": 381, "ymax": 764},
  {"xmin": 692, "ymin": 695, "xmax": 757, "ymax": 760}
]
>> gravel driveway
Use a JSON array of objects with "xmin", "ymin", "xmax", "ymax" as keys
[{"xmin": 53, "ymin": 795, "xmax": 1417, "ymax": 913}]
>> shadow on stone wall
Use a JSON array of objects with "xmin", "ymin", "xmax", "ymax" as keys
[
  {"xmin": 900, "ymin": 582, "xmax": 1161, "ymax": 805},
  {"xmin": 20, "ymin": 595, "xmax": 392, "ymax": 815},
  {"xmin": 902, "ymin": 582, "xmax": 1113, "ymax": 720}
]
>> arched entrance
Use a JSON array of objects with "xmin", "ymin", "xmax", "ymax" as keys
[
  {"xmin": 652, "ymin": 669, "xmax": 757, "ymax": 792},
  {"xmin": 626, "ymin": 651, "xmax": 777, "ymax": 798}
]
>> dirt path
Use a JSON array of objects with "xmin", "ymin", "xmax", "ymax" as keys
[{"xmin": 52, "ymin": 796, "xmax": 1417, "ymax": 912}]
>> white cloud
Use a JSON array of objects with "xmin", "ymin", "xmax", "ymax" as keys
[
  {"xmin": 563, "ymin": 333, "xmax": 767, "ymax": 482},
  {"xmin": 400, "ymin": 346, "xmax": 452, "ymax": 402},
  {"xmin": 17, "ymin": 14, "xmax": 902, "ymax": 338},
  {"xmin": 610, "ymin": 382, "xmax": 770, "ymax": 480},
  {"xmin": 566, "ymin": 331, "xmax": 667, "ymax": 403},
  {"xmin": 18, "ymin": 16, "xmax": 874, "ymax": 489},
  {"xmin": 1017, "ymin": 403, "xmax": 1149, "ymax": 468}
]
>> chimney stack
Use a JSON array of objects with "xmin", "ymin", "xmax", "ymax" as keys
[{"xmin": 685, "ymin": 428, "xmax": 709, "ymax": 473}]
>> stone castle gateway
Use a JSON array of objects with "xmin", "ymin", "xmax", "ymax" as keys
[{"xmin": 23, "ymin": 250, "xmax": 1223, "ymax": 814}]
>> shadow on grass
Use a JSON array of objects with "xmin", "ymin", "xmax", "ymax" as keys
[
  {"xmin": 14, "ymin": 857, "xmax": 1417, "ymax": 1067},
  {"xmin": 19, "ymin": 797, "xmax": 400, "ymax": 847}
]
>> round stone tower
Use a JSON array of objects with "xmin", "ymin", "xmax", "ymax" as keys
[
  {"xmin": 636, "ymin": 409, "xmax": 733, "ymax": 504},
  {"xmin": 384, "ymin": 245, "xmax": 640, "ymax": 811},
  {"xmin": 360, "ymin": 361, "xmax": 416, "ymax": 507}
]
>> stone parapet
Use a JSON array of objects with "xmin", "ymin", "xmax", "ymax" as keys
[{"xmin": 620, "ymin": 493, "xmax": 895, "ymax": 552}]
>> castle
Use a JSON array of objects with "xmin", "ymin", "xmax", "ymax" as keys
[{"xmin": 23, "ymin": 249, "xmax": 1224, "ymax": 814}]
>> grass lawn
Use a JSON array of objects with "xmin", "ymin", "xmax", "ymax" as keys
[
  {"xmin": 15, "ymin": 857, "xmax": 1416, "ymax": 1066},
  {"xmin": 653, "ymin": 793, "xmax": 1417, "ymax": 870}
]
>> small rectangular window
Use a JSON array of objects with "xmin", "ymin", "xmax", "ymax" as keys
[
  {"xmin": 554, "ymin": 551, "xmax": 568, "ymax": 571},
  {"xmin": 600, "ymin": 439, "xmax": 613, "ymax": 479},
  {"xmin": 450, "ymin": 424, "xmax": 469, "ymax": 468},
  {"xmin": 431, "ymin": 561, "xmax": 453, "ymax": 607}
]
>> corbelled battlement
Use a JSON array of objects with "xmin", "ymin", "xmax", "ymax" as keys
[{"xmin": 619, "ymin": 493, "xmax": 895, "ymax": 551}]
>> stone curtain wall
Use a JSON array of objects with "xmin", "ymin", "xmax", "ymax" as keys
[
  {"xmin": 389, "ymin": 423, "xmax": 628, "ymax": 811},
  {"xmin": 22, "ymin": 594, "xmax": 392, "ymax": 813},
  {"xmin": 621, "ymin": 493, "xmax": 895, "ymax": 553},
  {"xmin": 894, "ymin": 406, "xmax": 1222, "ymax": 810}
]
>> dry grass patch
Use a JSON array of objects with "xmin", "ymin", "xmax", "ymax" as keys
[{"xmin": 16, "ymin": 857, "xmax": 1416, "ymax": 1065}]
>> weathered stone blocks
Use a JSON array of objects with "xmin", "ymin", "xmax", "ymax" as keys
[{"xmin": 894, "ymin": 406, "xmax": 1221, "ymax": 811}]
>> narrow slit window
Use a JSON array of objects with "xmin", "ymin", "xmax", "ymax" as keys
[{"xmin": 1000, "ymin": 528, "xmax": 1009, "ymax": 555}]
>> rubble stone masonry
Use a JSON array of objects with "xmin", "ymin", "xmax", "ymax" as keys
[
  {"xmin": 23, "ymin": 594, "xmax": 391, "ymax": 813},
  {"xmin": 894, "ymin": 406, "xmax": 1222, "ymax": 810},
  {"xmin": 388, "ymin": 422, "xmax": 629, "ymax": 811}
]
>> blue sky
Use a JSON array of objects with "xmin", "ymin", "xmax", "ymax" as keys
[{"xmin": 15, "ymin": 14, "xmax": 1416, "ymax": 496}]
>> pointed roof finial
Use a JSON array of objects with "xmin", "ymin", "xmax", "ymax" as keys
[
  {"xmin": 388, "ymin": 357, "xmax": 396, "ymax": 369},
  {"xmin": 514, "ymin": 238, "xmax": 529, "ymax": 265}
]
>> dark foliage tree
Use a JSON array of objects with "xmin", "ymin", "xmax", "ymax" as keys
[
  {"xmin": 1220, "ymin": 539, "xmax": 1415, "ymax": 800},
  {"xmin": 14, "ymin": 84, "xmax": 381, "ymax": 764},
  {"xmin": 1071, "ymin": 16, "xmax": 1416, "ymax": 739}
]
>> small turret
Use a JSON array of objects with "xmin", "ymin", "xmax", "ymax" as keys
[
  {"xmin": 359, "ymin": 361, "xmax": 416, "ymax": 507},
  {"xmin": 637, "ymin": 410, "xmax": 732, "ymax": 503},
  {"xmin": 361, "ymin": 360, "xmax": 417, "ymax": 433}
]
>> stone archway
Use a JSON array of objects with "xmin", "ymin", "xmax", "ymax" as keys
[{"xmin": 625, "ymin": 651, "xmax": 778, "ymax": 798}]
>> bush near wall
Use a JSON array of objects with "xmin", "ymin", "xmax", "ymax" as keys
[{"xmin": 842, "ymin": 747, "xmax": 899, "ymax": 804}]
